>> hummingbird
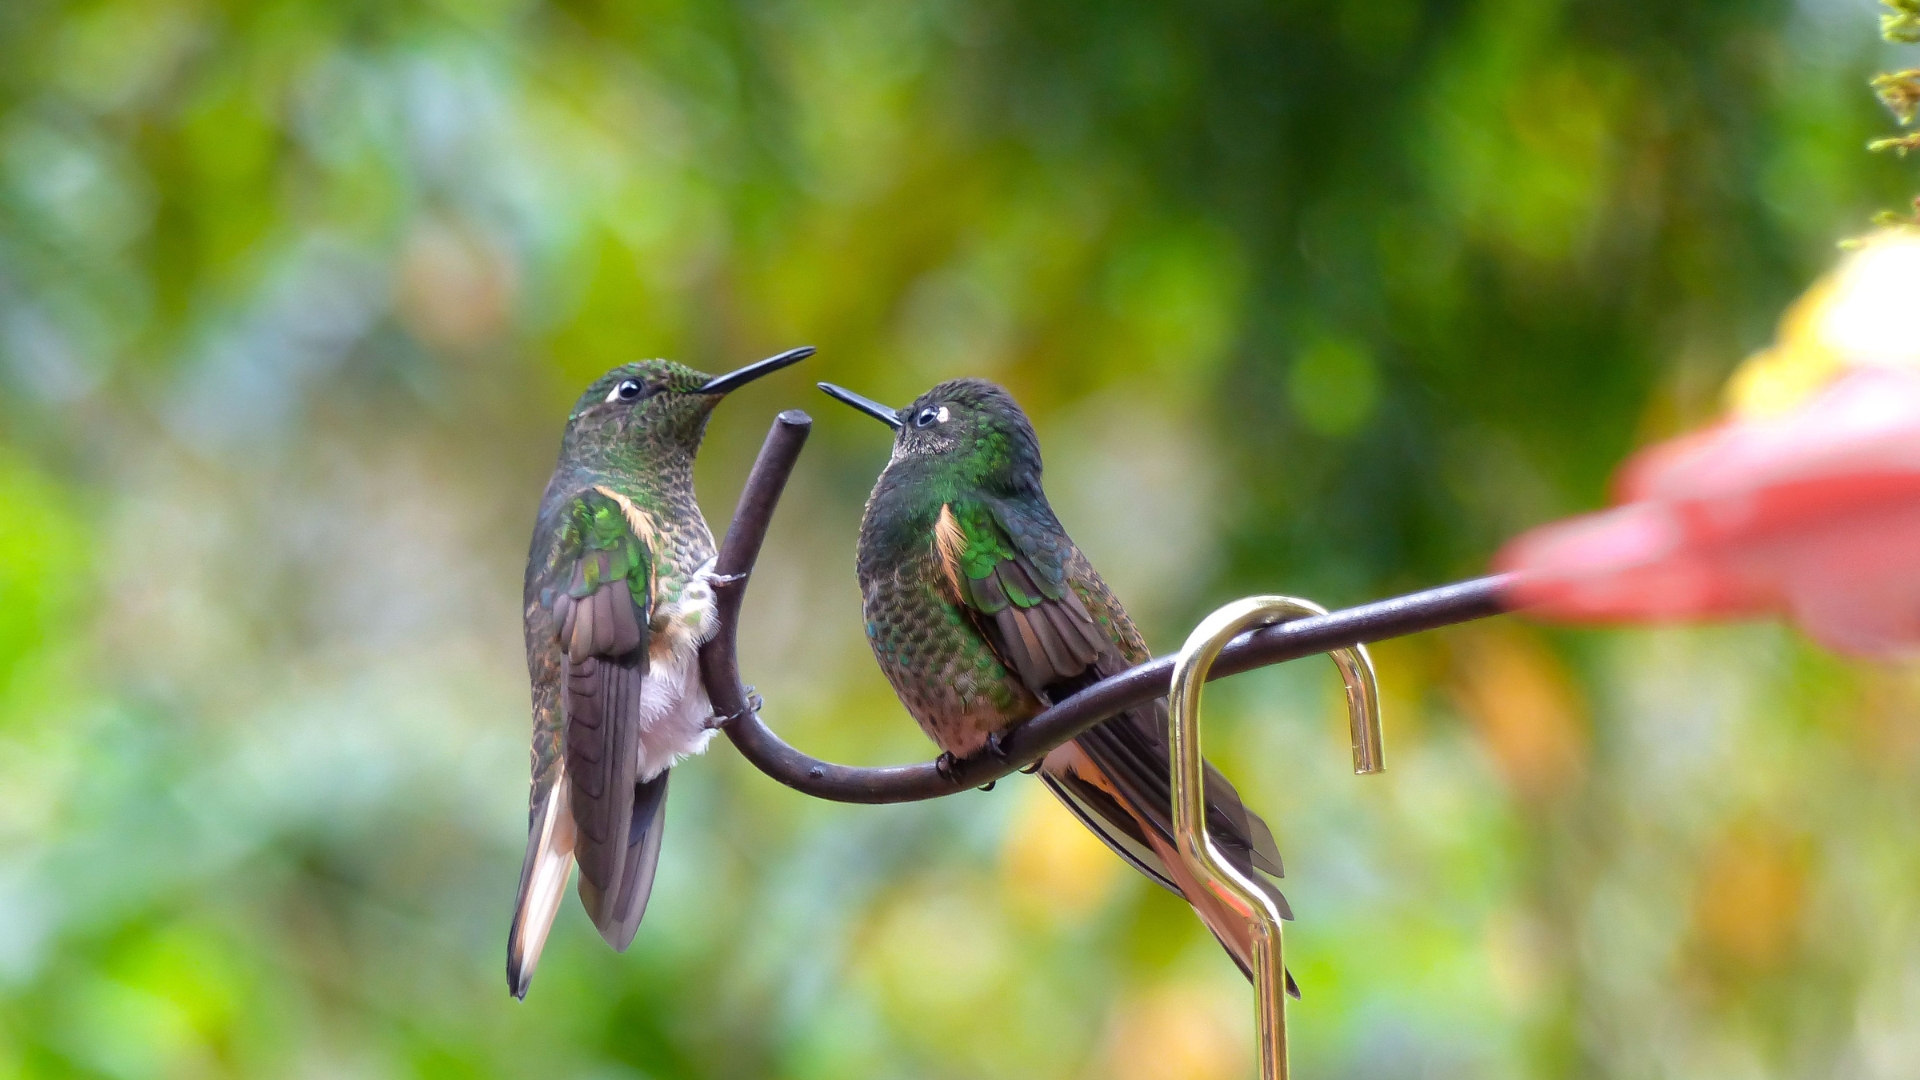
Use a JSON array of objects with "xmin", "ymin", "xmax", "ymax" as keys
[
  {"xmin": 507, "ymin": 345, "xmax": 813, "ymax": 999},
  {"xmin": 820, "ymin": 377, "xmax": 1299, "ymax": 994}
]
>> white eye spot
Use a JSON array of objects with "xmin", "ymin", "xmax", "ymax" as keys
[{"xmin": 936, "ymin": 406, "xmax": 950, "ymax": 423}]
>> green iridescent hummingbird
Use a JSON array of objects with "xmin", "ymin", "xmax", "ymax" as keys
[
  {"xmin": 507, "ymin": 345, "xmax": 812, "ymax": 999},
  {"xmin": 820, "ymin": 377, "xmax": 1298, "ymax": 993}
]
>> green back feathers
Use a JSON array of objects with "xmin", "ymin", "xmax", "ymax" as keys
[
  {"xmin": 559, "ymin": 495, "xmax": 651, "ymax": 598},
  {"xmin": 948, "ymin": 504, "xmax": 1018, "ymax": 584},
  {"xmin": 940, "ymin": 501, "xmax": 1070, "ymax": 617}
]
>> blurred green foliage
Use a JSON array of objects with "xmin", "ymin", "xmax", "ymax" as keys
[{"xmin": 1, "ymin": 0, "xmax": 1917, "ymax": 1077}]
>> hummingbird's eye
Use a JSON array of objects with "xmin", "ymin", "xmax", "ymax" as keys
[
  {"xmin": 913, "ymin": 405, "xmax": 949, "ymax": 428},
  {"xmin": 609, "ymin": 379, "xmax": 644, "ymax": 403}
]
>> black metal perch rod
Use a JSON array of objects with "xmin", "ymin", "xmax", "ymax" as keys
[{"xmin": 699, "ymin": 410, "xmax": 1514, "ymax": 804}]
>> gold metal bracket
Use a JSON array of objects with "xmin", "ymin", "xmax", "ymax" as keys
[{"xmin": 1168, "ymin": 595, "xmax": 1386, "ymax": 1080}]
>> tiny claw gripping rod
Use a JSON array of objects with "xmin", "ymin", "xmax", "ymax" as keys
[{"xmin": 1168, "ymin": 595, "xmax": 1386, "ymax": 1080}]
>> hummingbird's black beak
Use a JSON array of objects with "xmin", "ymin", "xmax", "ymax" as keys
[
  {"xmin": 818, "ymin": 382, "xmax": 903, "ymax": 430},
  {"xmin": 698, "ymin": 345, "xmax": 816, "ymax": 395}
]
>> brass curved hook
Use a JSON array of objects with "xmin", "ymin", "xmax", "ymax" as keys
[{"xmin": 1168, "ymin": 595, "xmax": 1385, "ymax": 1080}]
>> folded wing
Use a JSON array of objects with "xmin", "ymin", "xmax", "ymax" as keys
[
  {"xmin": 934, "ymin": 498, "xmax": 1292, "ymax": 950},
  {"xmin": 510, "ymin": 488, "xmax": 658, "ymax": 997}
]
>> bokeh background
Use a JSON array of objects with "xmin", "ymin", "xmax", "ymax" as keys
[{"xmin": 2, "ymin": 0, "xmax": 1917, "ymax": 1076}]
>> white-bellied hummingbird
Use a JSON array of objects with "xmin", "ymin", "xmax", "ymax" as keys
[{"xmin": 507, "ymin": 346, "xmax": 812, "ymax": 998}]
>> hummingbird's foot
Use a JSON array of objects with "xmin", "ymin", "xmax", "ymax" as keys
[
  {"xmin": 984, "ymin": 730, "xmax": 1012, "ymax": 761},
  {"xmin": 704, "ymin": 686, "xmax": 764, "ymax": 730},
  {"xmin": 708, "ymin": 571, "xmax": 747, "ymax": 587},
  {"xmin": 935, "ymin": 751, "xmax": 961, "ymax": 782},
  {"xmin": 989, "ymin": 729, "xmax": 1046, "ymax": 773}
]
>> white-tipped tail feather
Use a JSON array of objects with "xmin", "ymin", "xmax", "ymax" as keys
[{"xmin": 507, "ymin": 770, "xmax": 576, "ymax": 999}]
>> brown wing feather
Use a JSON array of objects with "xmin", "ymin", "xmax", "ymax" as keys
[
  {"xmin": 979, "ymin": 573, "xmax": 1102, "ymax": 689},
  {"xmin": 991, "ymin": 608, "xmax": 1043, "ymax": 688},
  {"xmin": 556, "ymin": 539, "xmax": 651, "ymax": 933},
  {"xmin": 1007, "ymin": 606, "xmax": 1057, "ymax": 682},
  {"xmin": 1040, "ymin": 601, "xmax": 1101, "ymax": 669}
]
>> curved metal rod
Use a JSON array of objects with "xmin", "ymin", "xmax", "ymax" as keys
[
  {"xmin": 700, "ymin": 410, "xmax": 1511, "ymax": 805},
  {"xmin": 1169, "ymin": 597, "xmax": 1387, "ymax": 1080}
]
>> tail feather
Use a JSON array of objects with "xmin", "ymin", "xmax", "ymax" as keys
[
  {"xmin": 1072, "ymin": 702, "xmax": 1288, "ymax": 900},
  {"xmin": 1137, "ymin": 822, "xmax": 1303, "ymax": 1000},
  {"xmin": 1041, "ymin": 738, "xmax": 1299, "ymax": 996},
  {"xmin": 507, "ymin": 771, "xmax": 577, "ymax": 1000},
  {"xmin": 1037, "ymin": 764, "xmax": 1180, "ymax": 896},
  {"xmin": 595, "ymin": 769, "xmax": 671, "ymax": 952}
]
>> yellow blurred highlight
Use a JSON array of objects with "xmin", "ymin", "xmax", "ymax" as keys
[
  {"xmin": 1103, "ymin": 980, "xmax": 1249, "ymax": 1080},
  {"xmin": 1691, "ymin": 825, "xmax": 1809, "ymax": 972},
  {"xmin": 1447, "ymin": 624, "xmax": 1589, "ymax": 802},
  {"xmin": 857, "ymin": 877, "xmax": 1012, "ymax": 1026},
  {"xmin": 1000, "ymin": 782, "xmax": 1125, "ymax": 924},
  {"xmin": 1484, "ymin": 909, "xmax": 1552, "ymax": 1012},
  {"xmin": 1858, "ymin": 667, "xmax": 1920, "ymax": 773},
  {"xmin": 1369, "ymin": 635, "xmax": 1440, "ymax": 747},
  {"xmin": 1727, "ymin": 228, "xmax": 1920, "ymax": 417}
]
